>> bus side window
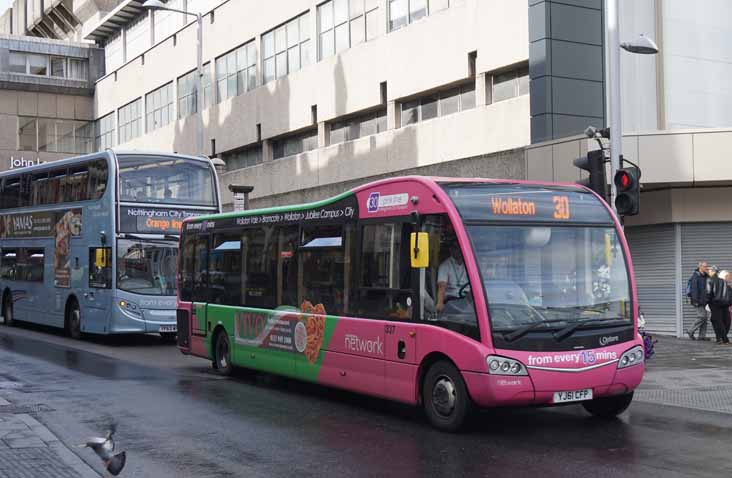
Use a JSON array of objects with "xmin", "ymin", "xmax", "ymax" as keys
[
  {"xmin": 1, "ymin": 249, "xmax": 18, "ymax": 281},
  {"xmin": 354, "ymin": 222, "xmax": 414, "ymax": 320},
  {"xmin": 209, "ymin": 234, "xmax": 242, "ymax": 306},
  {"xmin": 180, "ymin": 233, "xmax": 196, "ymax": 301},
  {"xmin": 192, "ymin": 235, "xmax": 209, "ymax": 303},
  {"xmin": 300, "ymin": 224, "xmax": 348, "ymax": 315},
  {"xmin": 241, "ymin": 227, "xmax": 277, "ymax": 309},
  {"xmin": 277, "ymin": 226, "xmax": 299, "ymax": 308},
  {"xmin": 89, "ymin": 247, "xmax": 112, "ymax": 289}
]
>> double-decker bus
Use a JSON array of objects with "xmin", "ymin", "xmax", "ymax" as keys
[
  {"xmin": 177, "ymin": 176, "xmax": 643, "ymax": 431},
  {"xmin": 0, "ymin": 151, "xmax": 221, "ymax": 339}
]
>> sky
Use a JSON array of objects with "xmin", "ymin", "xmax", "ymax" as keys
[{"xmin": 0, "ymin": 0, "xmax": 10, "ymax": 15}]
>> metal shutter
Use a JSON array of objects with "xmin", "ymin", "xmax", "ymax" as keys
[
  {"xmin": 625, "ymin": 225, "xmax": 677, "ymax": 335},
  {"xmin": 681, "ymin": 223, "xmax": 732, "ymax": 335}
]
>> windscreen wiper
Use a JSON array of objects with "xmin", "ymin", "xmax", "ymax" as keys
[
  {"xmin": 503, "ymin": 319, "xmax": 570, "ymax": 343},
  {"xmin": 553, "ymin": 317, "xmax": 626, "ymax": 342}
]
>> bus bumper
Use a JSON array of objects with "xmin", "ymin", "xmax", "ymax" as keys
[
  {"xmin": 109, "ymin": 303, "xmax": 177, "ymax": 334},
  {"xmin": 464, "ymin": 344, "xmax": 645, "ymax": 408}
]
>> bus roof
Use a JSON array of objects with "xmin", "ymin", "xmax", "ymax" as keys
[
  {"xmin": 184, "ymin": 175, "xmax": 594, "ymax": 224},
  {"xmin": 0, "ymin": 150, "xmax": 213, "ymax": 177}
]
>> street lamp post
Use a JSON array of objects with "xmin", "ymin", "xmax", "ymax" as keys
[
  {"xmin": 604, "ymin": 0, "xmax": 658, "ymax": 213},
  {"xmin": 143, "ymin": 0, "xmax": 204, "ymax": 157}
]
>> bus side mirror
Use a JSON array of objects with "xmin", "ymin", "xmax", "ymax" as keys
[
  {"xmin": 410, "ymin": 232, "xmax": 429, "ymax": 268},
  {"xmin": 95, "ymin": 248, "xmax": 109, "ymax": 268}
]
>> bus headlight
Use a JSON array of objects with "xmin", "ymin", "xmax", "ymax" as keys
[
  {"xmin": 118, "ymin": 300, "xmax": 141, "ymax": 316},
  {"xmin": 617, "ymin": 346, "xmax": 644, "ymax": 369},
  {"xmin": 486, "ymin": 355, "xmax": 527, "ymax": 376}
]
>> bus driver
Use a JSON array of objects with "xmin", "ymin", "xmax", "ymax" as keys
[{"xmin": 436, "ymin": 242, "xmax": 468, "ymax": 313}]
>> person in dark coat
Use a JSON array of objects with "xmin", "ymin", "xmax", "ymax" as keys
[
  {"xmin": 688, "ymin": 262, "xmax": 710, "ymax": 340},
  {"xmin": 707, "ymin": 266, "xmax": 730, "ymax": 345}
]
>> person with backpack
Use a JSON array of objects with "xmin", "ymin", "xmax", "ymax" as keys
[
  {"xmin": 707, "ymin": 267, "xmax": 731, "ymax": 344},
  {"xmin": 687, "ymin": 261, "xmax": 710, "ymax": 340}
]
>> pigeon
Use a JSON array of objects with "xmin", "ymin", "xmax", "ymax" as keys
[{"xmin": 79, "ymin": 423, "xmax": 126, "ymax": 476}]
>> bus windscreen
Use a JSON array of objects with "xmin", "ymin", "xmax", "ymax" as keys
[{"xmin": 118, "ymin": 155, "xmax": 216, "ymax": 207}]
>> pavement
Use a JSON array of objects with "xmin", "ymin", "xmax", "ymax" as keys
[
  {"xmin": 0, "ymin": 397, "xmax": 98, "ymax": 477},
  {"xmin": 0, "ymin": 325, "xmax": 730, "ymax": 477}
]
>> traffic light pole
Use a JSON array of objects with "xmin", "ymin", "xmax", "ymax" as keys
[{"xmin": 605, "ymin": 0, "xmax": 621, "ymax": 214}]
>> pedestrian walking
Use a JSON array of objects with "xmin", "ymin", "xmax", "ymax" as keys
[
  {"xmin": 707, "ymin": 266, "xmax": 730, "ymax": 345},
  {"xmin": 687, "ymin": 262, "xmax": 710, "ymax": 340},
  {"xmin": 722, "ymin": 270, "xmax": 732, "ymax": 343}
]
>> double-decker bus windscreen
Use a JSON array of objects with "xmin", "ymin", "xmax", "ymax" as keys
[
  {"xmin": 117, "ymin": 238, "xmax": 178, "ymax": 296},
  {"xmin": 118, "ymin": 155, "xmax": 216, "ymax": 206},
  {"xmin": 443, "ymin": 183, "xmax": 632, "ymax": 336}
]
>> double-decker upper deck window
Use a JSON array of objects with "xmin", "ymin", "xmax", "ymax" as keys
[
  {"xmin": 146, "ymin": 83, "xmax": 173, "ymax": 133},
  {"xmin": 118, "ymin": 155, "xmax": 216, "ymax": 206},
  {"xmin": 262, "ymin": 12, "xmax": 311, "ymax": 84}
]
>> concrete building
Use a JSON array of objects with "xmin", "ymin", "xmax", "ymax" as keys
[
  {"xmin": 527, "ymin": 0, "xmax": 732, "ymax": 336},
  {"xmin": 0, "ymin": 34, "xmax": 103, "ymax": 170},
  {"xmin": 1, "ymin": 0, "xmax": 731, "ymax": 336}
]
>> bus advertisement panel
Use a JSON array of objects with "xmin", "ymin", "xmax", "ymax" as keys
[
  {"xmin": 0, "ymin": 151, "xmax": 220, "ymax": 339},
  {"xmin": 177, "ymin": 176, "xmax": 643, "ymax": 431}
]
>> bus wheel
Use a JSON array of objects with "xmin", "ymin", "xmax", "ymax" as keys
[
  {"xmin": 67, "ymin": 301, "xmax": 82, "ymax": 340},
  {"xmin": 214, "ymin": 332, "xmax": 232, "ymax": 376},
  {"xmin": 422, "ymin": 360, "xmax": 472, "ymax": 432},
  {"xmin": 582, "ymin": 392, "xmax": 634, "ymax": 418},
  {"xmin": 3, "ymin": 295, "xmax": 13, "ymax": 327}
]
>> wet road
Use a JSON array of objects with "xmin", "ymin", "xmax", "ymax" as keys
[{"xmin": 0, "ymin": 324, "xmax": 729, "ymax": 478}]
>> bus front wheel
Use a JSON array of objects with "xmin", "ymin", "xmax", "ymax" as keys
[
  {"xmin": 3, "ymin": 295, "xmax": 13, "ymax": 327},
  {"xmin": 67, "ymin": 301, "xmax": 82, "ymax": 340},
  {"xmin": 422, "ymin": 360, "xmax": 472, "ymax": 432},
  {"xmin": 582, "ymin": 392, "xmax": 634, "ymax": 418},
  {"xmin": 213, "ymin": 332, "xmax": 233, "ymax": 376}
]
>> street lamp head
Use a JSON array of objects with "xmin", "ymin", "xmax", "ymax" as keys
[
  {"xmin": 142, "ymin": 0, "xmax": 167, "ymax": 10},
  {"xmin": 621, "ymin": 34, "xmax": 659, "ymax": 55}
]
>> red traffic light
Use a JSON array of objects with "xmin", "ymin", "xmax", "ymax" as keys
[{"xmin": 614, "ymin": 167, "xmax": 638, "ymax": 191}]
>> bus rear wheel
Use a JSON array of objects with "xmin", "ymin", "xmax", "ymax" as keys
[
  {"xmin": 213, "ymin": 332, "xmax": 233, "ymax": 376},
  {"xmin": 422, "ymin": 360, "xmax": 472, "ymax": 432},
  {"xmin": 582, "ymin": 392, "xmax": 634, "ymax": 418},
  {"xmin": 3, "ymin": 295, "xmax": 13, "ymax": 327},
  {"xmin": 67, "ymin": 301, "xmax": 82, "ymax": 340}
]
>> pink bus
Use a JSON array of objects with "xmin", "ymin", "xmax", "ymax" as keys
[{"xmin": 176, "ymin": 176, "xmax": 643, "ymax": 431}]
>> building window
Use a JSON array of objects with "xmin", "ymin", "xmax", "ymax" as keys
[
  {"xmin": 272, "ymin": 129, "xmax": 319, "ymax": 160},
  {"xmin": 202, "ymin": 62, "xmax": 212, "ymax": 107},
  {"xmin": 222, "ymin": 144, "xmax": 264, "ymax": 171},
  {"xmin": 262, "ymin": 12, "xmax": 311, "ymax": 84},
  {"xmin": 105, "ymin": 32, "xmax": 124, "ymax": 71},
  {"xmin": 216, "ymin": 40, "xmax": 256, "ymax": 103},
  {"xmin": 146, "ymin": 82, "xmax": 173, "ymax": 133},
  {"xmin": 389, "ymin": 0, "xmax": 456, "ymax": 32},
  {"xmin": 7, "ymin": 51, "xmax": 88, "ymax": 79},
  {"xmin": 118, "ymin": 99, "xmax": 142, "ymax": 144},
  {"xmin": 17, "ymin": 118, "xmax": 94, "ymax": 153},
  {"xmin": 318, "ymin": 0, "xmax": 381, "ymax": 59},
  {"xmin": 125, "ymin": 14, "xmax": 151, "ymax": 61},
  {"xmin": 492, "ymin": 67, "xmax": 529, "ymax": 103},
  {"xmin": 329, "ymin": 108, "xmax": 387, "ymax": 145},
  {"xmin": 96, "ymin": 113, "xmax": 116, "ymax": 150},
  {"xmin": 178, "ymin": 70, "xmax": 197, "ymax": 119},
  {"xmin": 153, "ymin": 0, "xmax": 183, "ymax": 44},
  {"xmin": 400, "ymin": 82, "xmax": 475, "ymax": 127}
]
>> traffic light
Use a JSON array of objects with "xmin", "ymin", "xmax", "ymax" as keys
[
  {"xmin": 573, "ymin": 149, "xmax": 607, "ymax": 201},
  {"xmin": 614, "ymin": 166, "xmax": 641, "ymax": 216}
]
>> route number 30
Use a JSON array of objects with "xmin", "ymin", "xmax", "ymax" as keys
[{"xmin": 553, "ymin": 195, "xmax": 571, "ymax": 220}]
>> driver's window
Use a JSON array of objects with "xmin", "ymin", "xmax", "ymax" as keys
[{"xmin": 423, "ymin": 215, "xmax": 479, "ymax": 341}]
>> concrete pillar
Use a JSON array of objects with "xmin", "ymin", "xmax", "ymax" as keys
[
  {"xmin": 476, "ymin": 72, "xmax": 488, "ymax": 106},
  {"xmin": 262, "ymin": 139, "xmax": 273, "ymax": 163},
  {"xmin": 317, "ymin": 121, "xmax": 327, "ymax": 148},
  {"xmin": 387, "ymin": 100, "xmax": 398, "ymax": 130}
]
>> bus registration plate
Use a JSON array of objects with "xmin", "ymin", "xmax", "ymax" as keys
[
  {"xmin": 159, "ymin": 325, "xmax": 177, "ymax": 333},
  {"xmin": 553, "ymin": 389, "xmax": 592, "ymax": 403}
]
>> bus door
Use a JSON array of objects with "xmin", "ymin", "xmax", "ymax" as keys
[
  {"xmin": 191, "ymin": 234, "xmax": 210, "ymax": 337},
  {"xmin": 87, "ymin": 246, "xmax": 114, "ymax": 332}
]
